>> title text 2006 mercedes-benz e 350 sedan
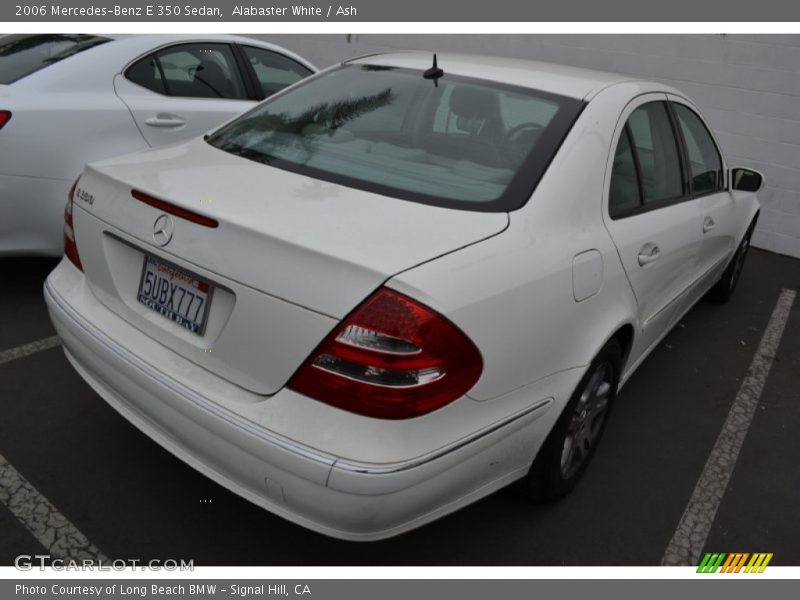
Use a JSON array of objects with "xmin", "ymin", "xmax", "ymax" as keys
[{"xmin": 44, "ymin": 53, "xmax": 762, "ymax": 540}]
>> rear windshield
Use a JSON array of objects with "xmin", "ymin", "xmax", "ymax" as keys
[
  {"xmin": 0, "ymin": 34, "xmax": 110, "ymax": 85},
  {"xmin": 207, "ymin": 64, "xmax": 583, "ymax": 212}
]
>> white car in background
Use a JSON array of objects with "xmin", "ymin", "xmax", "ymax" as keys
[
  {"xmin": 0, "ymin": 33, "xmax": 315, "ymax": 256},
  {"xmin": 45, "ymin": 53, "xmax": 762, "ymax": 540}
]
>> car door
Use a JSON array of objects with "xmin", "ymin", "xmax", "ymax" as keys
[
  {"xmin": 113, "ymin": 42, "xmax": 255, "ymax": 147},
  {"xmin": 603, "ymin": 95, "xmax": 703, "ymax": 356},
  {"xmin": 668, "ymin": 96, "xmax": 737, "ymax": 289}
]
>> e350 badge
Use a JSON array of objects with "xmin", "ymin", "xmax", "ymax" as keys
[{"xmin": 75, "ymin": 188, "xmax": 94, "ymax": 206}]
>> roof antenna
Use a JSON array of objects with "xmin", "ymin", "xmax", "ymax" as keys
[{"xmin": 423, "ymin": 54, "xmax": 444, "ymax": 85}]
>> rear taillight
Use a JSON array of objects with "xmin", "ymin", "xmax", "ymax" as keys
[
  {"xmin": 0, "ymin": 111, "xmax": 10, "ymax": 129},
  {"xmin": 64, "ymin": 178, "xmax": 83, "ymax": 271},
  {"xmin": 288, "ymin": 288, "xmax": 483, "ymax": 419}
]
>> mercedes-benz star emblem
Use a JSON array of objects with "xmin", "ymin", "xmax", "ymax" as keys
[{"xmin": 152, "ymin": 214, "xmax": 175, "ymax": 247}]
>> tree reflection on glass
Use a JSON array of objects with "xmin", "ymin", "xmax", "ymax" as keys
[{"xmin": 210, "ymin": 88, "xmax": 395, "ymax": 164}]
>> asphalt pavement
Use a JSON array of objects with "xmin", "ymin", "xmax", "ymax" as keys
[{"xmin": 0, "ymin": 248, "xmax": 798, "ymax": 565}]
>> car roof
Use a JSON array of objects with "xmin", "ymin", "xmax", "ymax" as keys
[{"xmin": 349, "ymin": 52, "xmax": 639, "ymax": 100}]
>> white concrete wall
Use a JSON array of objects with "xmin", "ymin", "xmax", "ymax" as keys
[{"xmin": 257, "ymin": 34, "xmax": 800, "ymax": 259}]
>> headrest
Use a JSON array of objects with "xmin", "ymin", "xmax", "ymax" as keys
[
  {"xmin": 195, "ymin": 59, "xmax": 225, "ymax": 80},
  {"xmin": 450, "ymin": 86, "xmax": 497, "ymax": 119}
]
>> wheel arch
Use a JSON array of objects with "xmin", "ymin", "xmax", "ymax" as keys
[{"xmin": 609, "ymin": 323, "xmax": 635, "ymax": 373}]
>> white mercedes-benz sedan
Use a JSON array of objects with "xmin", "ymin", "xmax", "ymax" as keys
[
  {"xmin": 0, "ymin": 33, "xmax": 315, "ymax": 256},
  {"xmin": 44, "ymin": 53, "xmax": 762, "ymax": 541}
]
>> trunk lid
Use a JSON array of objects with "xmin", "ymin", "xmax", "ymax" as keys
[{"xmin": 73, "ymin": 138, "xmax": 508, "ymax": 394}]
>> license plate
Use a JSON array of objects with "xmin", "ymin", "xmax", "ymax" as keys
[{"xmin": 137, "ymin": 255, "xmax": 212, "ymax": 335}]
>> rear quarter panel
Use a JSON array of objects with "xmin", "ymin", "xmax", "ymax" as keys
[{"xmin": 0, "ymin": 91, "xmax": 148, "ymax": 181}]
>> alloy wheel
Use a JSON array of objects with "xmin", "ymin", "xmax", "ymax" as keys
[{"xmin": 560, "ymin": 362, "xmax": 613, "ymax": 480}]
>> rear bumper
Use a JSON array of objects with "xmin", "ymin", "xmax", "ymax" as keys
[{"xmin": 44, "ymin": 259, "xmax": 568, "ymax": 540}]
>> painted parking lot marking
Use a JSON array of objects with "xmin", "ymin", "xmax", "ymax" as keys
[
  {"xmin": 0, "ymin": 452, "xmax": 107, "ymax": 562},
  {"xmin": 662, "ymin": 288, "xmax": 797, "ymax": 566},
  {"xmin": 0, "ymin": 336, "xmax": 61, "ymax": 367}
]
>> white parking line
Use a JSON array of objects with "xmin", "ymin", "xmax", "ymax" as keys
[
  {"xmin": 0, "ymin": 452, "xmax": 108, "ymax": 562},
  {"xmin": 662, "ymin": 288, "xmax": 797, "ymax": 566},
  {"xmin": 0, "ymin": 336, "xmax": 61, "ymax": 367}
]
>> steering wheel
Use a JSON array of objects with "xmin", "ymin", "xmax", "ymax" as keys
[
  {"xmin": 505, "ymin": 122, "xmax": 544, "ymax": 144},
  {"xmin": 501, "ymin": 123, "xmax": 544, "ymax": 163}
]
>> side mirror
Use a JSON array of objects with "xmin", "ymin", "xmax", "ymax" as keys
[{"xmin": 731, "ymin": 167, "xmax": 765, "ymax": 193}]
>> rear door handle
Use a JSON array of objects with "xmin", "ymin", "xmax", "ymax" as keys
[
  {"xmin": 638, "ymin": 243, "xmax": 661, "ymax": 266},
  {"xmin": 144, "ymin": 114, "xmax": 186, "ymax": 128},
  {"xmin": 703, "ymin": 216, "xmax": 716, "ymax": 233}
]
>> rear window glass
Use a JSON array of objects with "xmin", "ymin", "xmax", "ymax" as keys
[
  {"xmin": 207, "ymin": 64, "xmax": 583, "ymax": 212},
  {"xmin": 0, "ymin": 34, "xmax": 110, "ymax": 84}
]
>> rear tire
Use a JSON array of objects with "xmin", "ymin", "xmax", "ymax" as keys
[
  {"xmin": 706, "ymin": 224, "xmax": 754, "ymax": 304},
  {"xmin": 525, "ymin": 339, "xmax": 622, "ymax": 502}
]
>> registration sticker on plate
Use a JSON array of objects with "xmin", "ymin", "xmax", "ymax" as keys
[{"xmin": 137, "ymin": 255, "xmax": 212, "ymax": 335}]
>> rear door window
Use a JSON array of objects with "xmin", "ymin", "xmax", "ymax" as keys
[
  {"xmin": 124, "ymin": 54, "xmax": 166, "ymax": 95},
  {"xmin": 609, "ymin": 101, "xmax": 687, "ymax": 218},
  {"xmin": 126, "ymin": 43, "xmax": 246, "ymax": 99},
  {"xmin": 627, "ymin": 102, "xmax": 684, "ymax": 205},
  {"xmin": 0, "ymin": 34, "xmax": 110, "ymax": 84},
  {"xmin": 609, "ymin": 127, "xmax": 642, "ymax": 218}
]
